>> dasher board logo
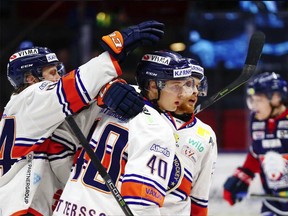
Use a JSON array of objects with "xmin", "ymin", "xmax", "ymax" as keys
[
  {"xmin": 9, "ymin": 49, "xmax": 39, "ymax": 62},
  {"xmin": 142, "ymin": 54, "xmax": 171, "ymax": 65}
]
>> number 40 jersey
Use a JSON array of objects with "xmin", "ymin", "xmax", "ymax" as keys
[{"xmin": 53, "ymin": 104, "xmax": 176, "ymax": 216}]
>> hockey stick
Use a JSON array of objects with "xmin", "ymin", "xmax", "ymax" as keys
[
  {"xmin": 236, "ymin": 192, "xmax": 288, "ymax": 202},
  {"xmin": 65, "ymin": 115, "xmax": 134, "ymax": 216},
  {"xmin": 250, "ymin": 193, "xmax": 288, "ymax": 201},
  {"xmin": 194, "ymin": 31, "xmax": 265, "ymax": 115}
]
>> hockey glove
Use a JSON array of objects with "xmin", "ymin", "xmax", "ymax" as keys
[
  {"xmin": 97, "ymin": 78, "xmax": 144, "ymax": 119},
  {"xmin": 100, "ymin": 20, "xmax": 165, "ymax": 62},
  {"xmin": 223, "ymin": 167, "xmax": 255, "ymax": 205}
]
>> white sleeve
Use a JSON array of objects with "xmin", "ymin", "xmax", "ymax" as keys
[
  {"xmin": 3, "ymin": 52, "xmax": 121, "ymax": 139},
  {"xmin": 190, "ymin": 129, "xmax": 218, "ymax": 201}
]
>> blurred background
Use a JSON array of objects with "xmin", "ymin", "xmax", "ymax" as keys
[
  {"xmin": 1, "ymin": 1, "xmax": 288, "ymax": 215},
  {"xmin": 1, "ymin": 0, "xmax": 288, "ymax": 152}
]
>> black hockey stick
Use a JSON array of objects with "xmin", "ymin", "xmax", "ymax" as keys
[
  {"xmin": 65, "ymin": 115, "xmax": 134, "ymax": 216},
  {"xmin": 250, "ymin": 193, "xmax": 288, "ymax": 201},
  {"xmin": 194, "ymin": 31, "xmax": 266, "ymax": 115},
  {"xmin": 236, "ymin": 192, "xmax": 288, "ymax": 201}
]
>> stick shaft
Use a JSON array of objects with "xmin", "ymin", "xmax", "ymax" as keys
[{"xmin": 194, "ymin": 31, "xmax": 265, "ymax": 115}]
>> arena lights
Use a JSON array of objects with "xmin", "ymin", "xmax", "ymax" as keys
[
  {"xmin": 96, "ymin": 12, "xmax": 111, "ymax": 27},
  {"xmin": 170, "ymin": 42, "xmax": 186, "ymax": 52}
]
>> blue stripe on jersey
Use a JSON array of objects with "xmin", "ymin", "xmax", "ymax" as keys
[
  {"xmin": 75, "ymin": 68, "xmax": 91, "ymax": 103},
  {"xmin": 171, "ymin": 190, "xmax": 187, "ymax": 200},
  {"xmin": 15, "ymin": 137, "xmax": 46, "ymax": 146},
  {"xmin": 124, "ymin": 196, "xmax": 159, "ymax": 206},
  {"xmin": 57, "ymin": 80, "xmax": 72, "ymax": 116},
  {"xmin": 123, "ymin": 174, "xmax": 166, "ymax": 196},
  {"xmin": 184, "ymin": 167, "xmax": 193, "ymax": 182},
  {"xmin": 51, "ymin": 134, "xmax": 76, "ymax": 152},
  {"xmin": 191, "ymin": 196, "xmax": 208, "ymax": 207}
]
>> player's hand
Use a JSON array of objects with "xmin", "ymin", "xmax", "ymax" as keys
[
  {"xmin": 223, "ymin": 167, "xmax": 254, "ymax": 205},
  {"xmin": 97, "ymin": 78, "xmax": 144, "ymax": 119},
  {"xmin": 100, "ymin": 20, "xmax": 165, "ymax": 62}
]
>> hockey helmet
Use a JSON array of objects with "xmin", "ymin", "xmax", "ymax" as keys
[
  {"xmin": 246, "ymin": 72, "xmax": 287, "ymax": 102},
  {"xmin": 7, "ymin": 47, "xmax": 65, "ymax": 89},
  {"xmin": 136, "ymin": 50, "xmax": 193, "ymax": 95},
  {"xmin": 187, "ymin": 58, "xmax": 208, "ymax": 96}
]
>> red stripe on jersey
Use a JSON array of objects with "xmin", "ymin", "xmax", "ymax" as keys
[
  {"xmin": 11, "ymin": 139, "xmax": 67, "ymax": 158},
  {"xmin": 121, "ymin": 181, "xmax": 165, "ymax": 206},
  {"xmin": 178, "ymin": 175, "xmax": 192, "ymax": 196},
  {"xmin": 190, "ymin": 203, "xmax": 208, "ymax": 216},
  {"xmin": 120, "ymin": 158, "xmax": 127, "ymax": 176},
  {"xmin": 102, "ymin": 151, "xmax": 111, "ymax": 168},
  {"xmin": 61, "ymin": 70, "xmax": 87, "ymax": 113},
  {"xmin": 109, "ymin": 54, "xmax": 123, "ymax": 76},
  {"xmin": 12, "ymin": 208, "xmax": 43, "ymax": 216}
]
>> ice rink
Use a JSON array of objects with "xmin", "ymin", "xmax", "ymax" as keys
[{"xmin": 208, "ymin": 153, "xmax": 263, "ymax": 216}]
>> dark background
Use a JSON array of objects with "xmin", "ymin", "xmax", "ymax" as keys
[{"xmin": 1, "ymin": 1, "xmax": 288, "ymax": 151}]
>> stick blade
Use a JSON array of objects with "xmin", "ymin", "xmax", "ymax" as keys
[{"xmin": 245, "ymin": 31, "xmax": 265, "ymax": 66}]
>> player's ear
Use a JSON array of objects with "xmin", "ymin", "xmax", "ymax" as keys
[
  {"xmin": 147, "ymin": 80, "xmax": 158, "ymax": 100},
  {"xmin": 25, "ymin": 72, "xmax": 38, "ymax": 85},
  {"xmin": 271, "ymin": 92, "xmax": 282, "ymax": 106}
]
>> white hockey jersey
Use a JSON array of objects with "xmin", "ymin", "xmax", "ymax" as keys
[
  {"xmin": 53, "ymin": 104, "xmax": 176, "ymax": 216},
  {"xmin": 160, "ymin": 112, "xmax": 217, "ymax": 216},
  {"xmin": 0, "ymin": 52, "xmax": 122, "ymax": 216}
]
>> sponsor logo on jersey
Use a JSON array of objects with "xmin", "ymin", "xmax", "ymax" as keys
[
  {"xmin": 181, "ymin": 144, "xmax": 197, "ymax": 162},
  {"xmin": 173, "ymin": 67, "xmax": 192, "ymax": 78},
  {"xmin": 33, "ymin": 173, "xmax": 41, "ymax": 184},
  {"xmin": 9, "ymin": 48, "xmax": 39, "ymax": 62},
  {"xmin": 252, "ymin": 122, "xmax": 265, "ymax": 130},
  {"xmin": 167, "ymin": 154, "xmax": 183, "ymax": 192},
  {"xmin": 278, "ymin": 120, "xmax": 288, "ymax": 129},
  {"xmin": 188, "ymin": 138, "xmax": 204, "ymax": 152},
  {"xmin": 46, "ymin": 53, "xmax": 58, "ymax": 62},
  {"xmin": 100, "ymin": 108, "xmax": 129, "ymax": 122},
  {"xmin": 141, "ymin": 54, "xmax": 171, "ymax": 65},
  {"xmin": 277, "ymin": 130, "xmax": 288, "ymax": 139},
  {"xmin": 24, "ymin": 153, "xmax": 33, "ymax": 204},
  {"xmin": 262, "ymin": 139, "xmax": 282, "ymax": 148},
  {"xmin": 197, "ymin": 126, "xmax": 210, "ymax": 139},
  {"xmin": 252, "ymin": 131, "xmax": 265, "ymax": 140},
  {"xmin": 209, "ymin": 136, "xmax": 215, "ymax": 148},
  {"xmin": 39, "ymin": 81, "xmax": 49, "ymax": 90},
  {"xmin": 150, "ymin": 144, "xmax": 170, "ymax": 157}
]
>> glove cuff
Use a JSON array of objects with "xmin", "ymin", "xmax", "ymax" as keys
[
  {"xmin": 97, "ymin": 78, "xmax": 127, "ymax": 107},
  {"xmin": 101, "ymin": 31, "xmax": 124, "ymax": 55},
  {"xmin": 233, "ymin": 167, "xmax": 254, "ymax": 185}
]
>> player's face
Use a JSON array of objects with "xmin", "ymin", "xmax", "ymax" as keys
[
  {"xmin": 42, "ymin": 65, "xmax": 61, "ymax": 82},
  {"xmin": 157, "ymin": 79, "xmax": 194, "ymax": 112},
  {"xmin": 175, "ymin": 77, "xmax": 200, "ymax": 114},
  {"xmin": 247, "ymin": 94, "xmax": 272, "ymax": 120}
]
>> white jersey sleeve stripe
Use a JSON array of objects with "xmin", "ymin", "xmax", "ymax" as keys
[
  {"xmin": 171, "ymin": 189, "xmax": 187, "ymax": 200},
  {"xmin": 191, "ymin": 196, "xmax": 208, "ymax": 207},
  {"xmin": 56, "ymin": 80, "xmax": 72, "ymax": 116},
  {"xmin": 75, "ymin": 68, "xmax": 92, "ymax": 103}
]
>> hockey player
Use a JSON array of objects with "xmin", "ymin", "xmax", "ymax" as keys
[
  {"xmin": 53, "ymin": 50, "xmax": 195, "ymax": 216},
  {"xmin": 0, "ymin": 20, "xmax": 164, "ymax": 215},
  {"xmin": 223, "ymin": 72, "xmax": 288, "ymax": 216},
  {"xmin": 159, "ymin": 58, "xmax": 218, "ymax": 216}
]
